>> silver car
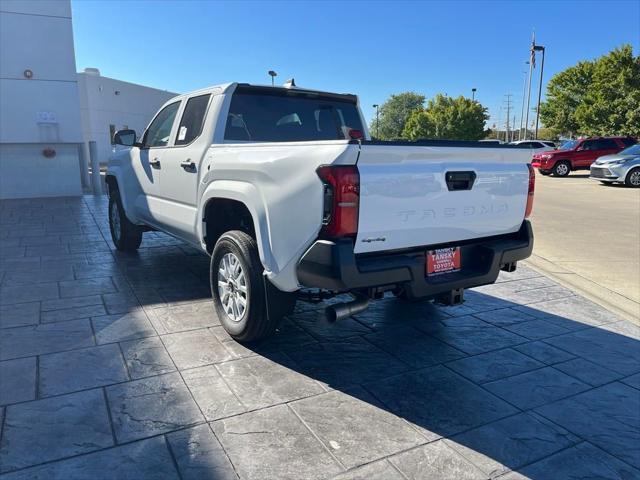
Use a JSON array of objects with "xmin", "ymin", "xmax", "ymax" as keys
[{"xmin": 590, "ymin": 143, "xmax": 640, "ymax": 187}]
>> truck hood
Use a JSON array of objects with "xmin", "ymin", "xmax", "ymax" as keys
[{"xmin": 532, "ymin": 148, "xmax": 570, "ymax": 159}]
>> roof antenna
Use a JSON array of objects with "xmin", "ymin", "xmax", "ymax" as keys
[{"xmin": 283, "ymin": 78, "xmax": 296, "ymax": 88}]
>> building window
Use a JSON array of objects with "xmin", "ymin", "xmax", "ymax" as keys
[{"xmin": 109, "ymin": 124, "xmax": 116, "ymax": 145}]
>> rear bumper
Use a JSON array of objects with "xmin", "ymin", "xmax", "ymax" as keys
[{"xmin": 297, "ymin": 221, "xmax": 534, "ymax": 298}]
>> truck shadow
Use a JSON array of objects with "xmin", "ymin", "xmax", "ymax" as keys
[{"xmin": 236, "ymin": 288, "xmax": 640, "ymax": 477}]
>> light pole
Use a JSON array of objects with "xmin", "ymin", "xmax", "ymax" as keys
[
  {"xmin": 268, "ymin": 70, "xmax": 277, "ymax": 86},
  {"xmin": 534, "ymin": 44, "xmax": 546, "ymax": 139},
  {"xmin": 524, "ymin": 33, "xmax": 536, "ymax": 140},
  {"xmin": 471, "ymin": 88, "xmax": 477, "ymax": 101},
  {"xmin": 519, "ymin": 62, "xmax": 529, "ymax": 140},
  {"xmin": 372, "ymin": 104, "xmax": 380, "ymax": 139}
]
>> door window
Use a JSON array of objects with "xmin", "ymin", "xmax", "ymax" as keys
[
  {"xmin": 143, "ymin": 101, "xmax": 180, "ymax": 148},
  {"xmin": 579, "ymin": 140, "xmax": 597, "ymax": 151},
  {"xmin": 175, "ymin": 94, "xmax": 211, "ymax": 145}
]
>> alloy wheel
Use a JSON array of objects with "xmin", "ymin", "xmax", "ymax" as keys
[{"xmin": 217, "ymin": 252, "xmax": 248, "ymax": 322}]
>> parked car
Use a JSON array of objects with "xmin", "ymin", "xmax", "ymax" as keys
[
  {"xmin": 532, "ymin": 136, "xmax": 636, "ymax": 176},
  {"xmin": 590, "ymin": 143, "xmax": 640, "ymax": 187},
  {"xmin": 107, "ymin": 82, "xmax": 534, "ymax": 342},
  {"xmin": 509, "ymin": 140, "xmax": 556, "ymax": 155}
]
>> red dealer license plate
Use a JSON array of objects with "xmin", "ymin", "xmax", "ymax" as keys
[{"xmin": 426, "ymin": 247, "xmax": 461, "ymax": 276}]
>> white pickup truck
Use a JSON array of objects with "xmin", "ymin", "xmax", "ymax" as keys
[{"xmin": 107, "ymin": 82, "xmax": 534, "ymax": 342}]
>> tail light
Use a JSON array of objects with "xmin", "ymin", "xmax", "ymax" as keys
[
  {"xmin": 525, "ymin": 164, "xmax": 535, "ymax": 218},
  {"xmin": 316, "ymin": 165, "xmax": 359, "ymax": 238}
]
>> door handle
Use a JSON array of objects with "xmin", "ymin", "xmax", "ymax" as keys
[
  {"xmin": 445, "ymin": 171, "xmax": 476, "ymax": 191},
  {"xmin": 180, "ymin": 159, "xmax": 196, "ymax": 170},
  {"xmin": 149, "ymin": 158, "xmax": 161, "ymax": 167}
]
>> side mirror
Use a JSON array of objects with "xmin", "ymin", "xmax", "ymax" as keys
[{"xmin": 113, "ymin": 129, "xmax": 137, "ymax": 147}]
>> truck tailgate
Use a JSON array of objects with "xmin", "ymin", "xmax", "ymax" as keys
[{"xmin": 354, "ymin": 144, "xmax": 532, "ymax": 254}]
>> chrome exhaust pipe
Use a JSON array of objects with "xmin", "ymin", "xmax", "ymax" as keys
[{"xmin": 325, "ymin": 293, "xmax": 369, "ymax": 322}]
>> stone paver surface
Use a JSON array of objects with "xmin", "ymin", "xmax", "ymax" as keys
[{"xmin": 0, "ymin": 196, "xmax": 639, "ymax": 479}]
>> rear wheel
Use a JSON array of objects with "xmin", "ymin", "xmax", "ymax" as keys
[
  {"xmin": 553, "ymin": 161, "xmax": 571, "ymax": 177},
  {"xmin": 211, "ymin": 230, "xmax": 287, "ymax": 342},
  {"xmin": 108, "ymin": 191, "xmax": 142, "ymax": 251},
  {"xmin": 625, "ymin": 168, "xmax": 640, "ymax": 188}
]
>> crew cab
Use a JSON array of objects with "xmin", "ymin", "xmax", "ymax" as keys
[
  {"xmin": 532, "ymin": 136, "xmax": 635, "ymax": 177},
  {"xmin": 107, "ymin": 83, "xmax": 535, "ymax": 342}
]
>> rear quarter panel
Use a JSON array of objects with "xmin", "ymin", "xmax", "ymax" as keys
[{"xmin": 198, "ymin": 141, "xmax": 360, "ymax": 291}]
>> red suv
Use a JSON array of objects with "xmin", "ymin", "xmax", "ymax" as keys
[{"xmin": 532, "ymin": 137, "xmax": 636, "ymax": 177}]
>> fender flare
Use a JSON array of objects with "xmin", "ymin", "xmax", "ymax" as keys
[
  {"xmin": 105, "ymin": 169, "xmax": 128, "ymax": 211},
  {"xmin": 198, "ymin": 180, "xmax": 276, "ymax": 275}
]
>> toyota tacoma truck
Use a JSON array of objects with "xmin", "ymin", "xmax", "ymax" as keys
[{"xmin": 107, "ymin": 82, "xmax": 535, "ymax": 342}]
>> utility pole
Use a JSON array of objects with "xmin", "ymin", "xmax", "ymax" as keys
[
  {"xmin": 519, "ymin": 62, "xmax": 529, "ymax": 140},
  {"xmin": 503, "ymin": 93, "xmax": 513, "ymax": 143},
  {"xmin": 524, "ymin": 32, "xmax": 536, "ymax": 140}
]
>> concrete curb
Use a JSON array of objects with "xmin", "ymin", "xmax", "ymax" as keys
[{"xmin": 525, "ymin": 254, "xmax": 640, "ymax": 325}]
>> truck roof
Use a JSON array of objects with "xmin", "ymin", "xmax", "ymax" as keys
[{"xmin": 172, "ymin": 82, "xmax": 357, "ymax": 102}]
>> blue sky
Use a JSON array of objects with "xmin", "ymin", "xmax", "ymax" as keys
[{"xmin": 72, "ymin": 0, "xmax": 639, "ymax": 128}]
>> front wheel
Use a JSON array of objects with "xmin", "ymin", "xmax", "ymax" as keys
[
  {"xmin": 625, "ymin": 168, "xmax": 640, "ymax": 188},
  {"xmin": 553, "ymin": 161, "xmax": 571, "ymax": 177},
  {"xmin": 108, "ymin": 191, "xmax": 142, "ymax": 251},
  {"xmin": 539, "ymin": 170, "xmax": 551, "ymax": 176},
  {"xmin": 211, "ymin": 230, "xmax": 286, "ymax": 342}
]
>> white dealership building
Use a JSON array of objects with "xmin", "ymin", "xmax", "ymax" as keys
[{"xmin": 0, "ymin": 0, "xmax": 176, "ymax": 199}]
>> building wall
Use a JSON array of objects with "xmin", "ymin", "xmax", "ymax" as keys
[
  {"xmin": 77, "ymin": 72, "xmax": 177, "ymax": 165},
  {"xmin": 0, "ymin": 0, "xmax": 83, "ymax": 199}
]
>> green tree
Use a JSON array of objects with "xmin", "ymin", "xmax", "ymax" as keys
[
  {"xmin": 575, "ymin": 45, "xmax": 640, "ymax": 136},
  {"xmin": 370, "ymin": 92, "xmax": 424, "ymax": 140},
  {"xmin": 403, "ymin": 94, "xmax": 489, "ymax": 141},
  {"xmin": 538, "ymin": 61, "xmax": 594, "ymax": 136},
  {"xmin": 540, "ymin": 45, "xmax": 639, "ymax": 137}
]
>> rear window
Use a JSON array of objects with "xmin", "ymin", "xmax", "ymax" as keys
[{"xmin": 224, "ymin": 87, "xmax": 364, "ymax": 142}]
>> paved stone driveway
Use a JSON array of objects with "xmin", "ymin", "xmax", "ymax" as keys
[{"xmin": 0, "ymin": 196, "xmax": 639, "ymax": 479}]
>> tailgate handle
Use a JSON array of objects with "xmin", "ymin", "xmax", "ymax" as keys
[{"xmin": 445, "ymin": 171, "xmax": 476, "ymax": 191}]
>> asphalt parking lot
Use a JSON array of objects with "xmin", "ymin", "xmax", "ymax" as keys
[
  {"xmin": 529, "ymin": 172, "xmax": 640, "ymax": 321},
  {"xmin": 0, "ymin": 196, "xmax": 639, "ymax": 479}
]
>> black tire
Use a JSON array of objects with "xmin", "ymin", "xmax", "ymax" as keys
[
  {"xmin": 552, "ymin": 161, "xmax": 571, "ymax": 177},
  {"xmin": 539, "ymin": 170, "xmax": 551, "ymax": 176},
  {"xmin": 624, "ymin": 167, "xmax": 640, "ymax": 188},
  {"xmin": 108, "ymin": 190, "xmax": 142, "ymax": 251},
  {"xmin": 211, "ymin": 230, "xmax": 279, "ymax": 342}
]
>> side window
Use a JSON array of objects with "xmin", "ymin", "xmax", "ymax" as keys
[
  {"xmin": 175, "ymin": 94, "xmax": 211, "ymax": 146},
  {"xmin": 143, "ymin": 101, "xmax": 180, "ymax": 148},
  {"xmin": 597, "ymin": 139, "xmax": 618, "ymax": 149},
  {"xmin": 622, "ymin": 137, "xmax": 637, "ymax": 147}
]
